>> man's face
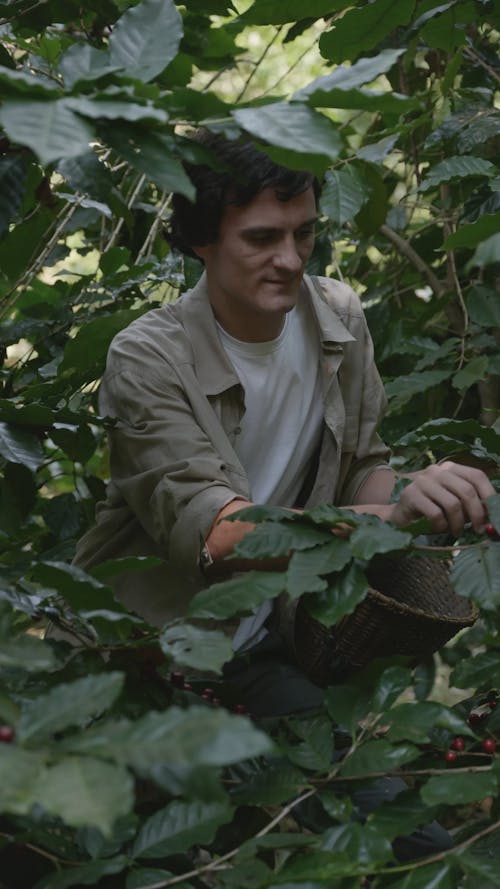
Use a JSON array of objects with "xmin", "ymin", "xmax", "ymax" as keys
[{"xmin": 194, "ymin": 185, "xmax": 317, "ymax": 342}]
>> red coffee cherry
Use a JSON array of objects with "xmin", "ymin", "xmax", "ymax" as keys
[
  {"xmin": 450, "ymin": 736, "xmax": 465, "ymax": 752},
  {"xmin": 444, "ymin": 749, "xmax": 457, "ymax": 763},
  {"xmin": 233, "ymin": 704, "xmax": 248, "ymax": 715},
  {"xmin": 482, "ymin": 738, "xmax": 496, "ymax": 755},
  {"xmin": 202, "ymin": 688, "xmax": 215, "ymax": 701},
  {"xmin": 0, "ymin": 725, "xmax": 14, "ymax": 743},
  {"xmin": 485, "ymin": 523, "xmax": 500, "ymax": 540},
  {"xmin": 468, "ymin": 711, "xmax": 487, "ymax": 727}
]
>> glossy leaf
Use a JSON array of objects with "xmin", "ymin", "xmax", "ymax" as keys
[
  {"xmin": 443, "ymin": 212, "xmax": 500, "ymax": 249},
  {"xmin": 451, "ymin": 649, "xmax": 500, "ymax": 690},
  {"xmin": 0, "ymin": 99, "xmax": 94, "ymax": 164},
  {"xmin": 230, "ymin": 761, "xmax": 306, "ymax": 806},
  {"xmin": 189, "ymin": 571, "xmax": 286, "ymax": 619},
  {"xmin": 233, "ymin": 520, "xmax": 331, "ymax": 559},
  {"xmin": 18, "ymin": 672, "xmax": 125, "ymax": 743},
  {"xmin": 319, "ymin": 0, "xmax": 416, "ymax": 64},
  {"xmin": 33, "ymin": 857, "xmax": 129, "ymax": 889},
  {"xmin": 385, "ymin": 370, "xmax": 453, "ymax": 412},
  {"xmin": 286, "ymin": 537, "xmax": 353, "ymax": 599},
  {"xmin": 321, "ymin": 822, "xmax": 393, "ymax": 867},
  {"xmin": 233, "ymin": 103, "xmax": 343, "ymax": 162},
  {"xmin": 380, "ymin": 861, "xmax": 457, "ymax": 889},
  {"xmin": 240, "ymin": 0, "xmax": 345, "ymax": 24},
  {"xmin": 0, "ymin": 634, "xmax": 58, "ymax": 672},
  {"xmin": 340, "ymin": 740, "xmax": 420, "ymax": 777},
  {"xmin": 0, "ymin": 747, "xmax": 47, "ymax": 815},
  {"xmin": 34, "ymin": 757, "xmax": 134, "ymax": 835},
  {"xmin": 450, "ymin": 545, "xmax": 500, "ymax": 610},
  {"xmin": 305, "ymin": 562, "xmax": 369, "ymax": 626},
  {"xmin": 285, "ymin": 714, "xmax": 334, "ymax": 771},
  {"xmin": 350, "ymin": 519, "xmax": 411, "ymax": 561},
  {"xmin": 452, "ymin": 355, "xmax": 489, "ymax": 392},
  {"xmin": 159, "ymin": 623, "xmax": 233, "ymax": 673},
  {"xmin": 386, "ymin": 701, "xmax": 472, "ymax": 743},
  {"xmin": 108, "ymin": 0, "xmax": 183, "ymax": 83},
  {"xmin": 296, "ymin": 49, "xmax": 405, "ymax": 100},
  {"xmin": 131, "ymin": 799, "xmax": 233, "ymax": 859},
  {"xmin": 60, "ymin": 706, "xmax": 273, "ymax": 770},
  {"xmin": 58, "ymin": 44, "xmax": 121, "ymax": 88},
  {"xmin": 0, "ymin": 422, "xmax": 44, "ymax": 471},
  {"xmin": 420, "ymin": 156, "xmax": 497, "ymax": 191},
  {"xmin": 321, "ymin": 167, "xmax": 368, "ymax": 226},
  {"xmin": 420, "ymin": 771, "xmax": 498, "ymax": 806},
  {"xmin": 368, "ymin": 788, "xmax": 439, "ymax": 841}
]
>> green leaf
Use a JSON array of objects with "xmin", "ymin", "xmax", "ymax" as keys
[
  {"xmin": 450, "ymin": 545, "xmax": 500, "ymax": 610},
  {"xmin": 131, "ymin": 799, "xmax": 233, "ymax": 859},
  {"xmin": 321, "ymin": 822, "xmax": 393, "ymax": 867},
  {"xmin": 18, "ymin": 672, "xmax": 125, "ymax": 743},
  {"xmin": 340, "ymin": 739, "xmax": 419, "ymax": 777},
  {"xmin": 296, "ymin": 49, "xmax": 405, "ymax": 100},
  {"xmin": 381, "ymin": 861, "xmax": 456, "ymax": 889},
  {"xmin": 189, "ymin": 571, "xmax": 286, "ymax": 620},
  {"xmin": 233, "ymin": 102, "xmax": 343, "ymax": 162},
  {"xmin": 60, "ymin": 706, "xmax": 273, "ymax": 771},
  {"xmin": 233, "ymin": 520, "xmax": 331, "ymax": 560},
  {"xmin": 305, "ymin": 562, "xmax": 369, "ymax": 627},
  {"xmin": 455, "ymin": 846, "xmax": 500, "ymax": 883},
  {"xmin": 159, "ymin": 623, "xmax": 233, "ymax": 673},
  {"xmin": 0, "ymin": 100, "xmax": 94, "ymax": 165},
  {"xmin": 0, "ymin": 747, "xmax": 47, "ymax": 815},
  {"xmin": 452, "ymin": 355, "xmax": 489, "ymax": 392},
  {"xmin": 31, "ymin": 561, "xmax": 129, "ymax": 614},
  {"xmin": 0, "ymin": 635, "xmax": 58, "ymax": 672},
  {"xmin": 386, "ymin": 701, "xmax": 472, "ymax": 744},
  {"xmin": 33, "ymin": 857, "xmax": 129, "ymax": 889},
  {"xmin": 351, "ymin": 519, "xmax": 411, "ymax": 561},
  {"xmin": 319, "ymin": 0, "xmax": 416, "ymax": 64},
  {"xmin": 451, "ymin": 650, "xmax": 500, "ymax": 690},
  {"xmin": 385, "ymin": 370, "xmax": 453, "ymax": 412},
  {"xmin": 268, "ymin": 849, "xmax": 356, "ymax": 881},
  {"xmin": 230, "ymin": 761, "xmax": 306, "ymax": 806},
  {"xmin": 103, "ymin": 124, "xmax": 195, "ymax": 200},
  {"xmin": 58, "ymin": 308, "xmax": 145, "ymax": 383},
  {"xmin": 0, "ymin": 154, "xmax": 26, "ymax": 236},
  {"xmin": 443, "ymin": 212, "xmax": 500, "ymax": 249},
  {"xmin": 0, "ymin": 422, "xmax": 44, "ymax": 470},
  {"xmin": 420, "ymin": 156, "xmax": 497, "ymax": 191},
  {"xmin": 466, "ymin": 286, "xmax": 500, "ymax": 328},
  {"xmin": 286, "ymin": 538, "xmax": 353, "ymax": 599},
  {"xmin": 34, "ymin": 757, "xmax": 134, "ymax": 835},
  {"xmin": 285, "ymin": 715, "xmax": 334, "ymax": 771},
  {"xmin": 125, "ymin": 871, "xmax": 188, "ymax": 889},
  {"xmin": 325, "ymin": 684, "xmax": 373, "ymax": 734},
  {"xmin": 468, "ymin": 233, "xmax": 500, "ymax": 269},
  {"xmin": 58, "ymin": 43, "xmax": 121, "ymax": 88},
  {"xmin": 368, "ymin": 789, "xmax": 438, "ymax": 841},
  {"xmin": 321, "ymin": 167, "xmax": 368, "ymax": 226},
  {"xmin": 370, "ymin": 666, "xmax": 413, "ymax": 713},
  {"xmin": 421, "ymin": 771, "xmax": 498, "ymax": 806},
  {"xmin": 109, "ymin": 0, "xmax": 183, "ymax": 83},
  {"xmin": 65, "ymin": 96, "xmax": 169, "ymax": 124}
]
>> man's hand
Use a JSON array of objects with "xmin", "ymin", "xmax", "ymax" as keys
[{"xmin": 389, "ymin": 461, "xmax": 495, "ymax": 536}]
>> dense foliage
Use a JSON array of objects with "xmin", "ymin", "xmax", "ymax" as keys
[{"xmin": 0, "ymin": 0, "xmax": 499, "ymax": 886}]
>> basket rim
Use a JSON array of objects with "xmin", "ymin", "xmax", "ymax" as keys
[{"xmin": 336, "ymin": 585, "xmax": 479, "ymax": 629}]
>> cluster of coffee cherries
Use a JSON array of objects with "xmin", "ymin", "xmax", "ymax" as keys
[
  {"xmin": 169, "ymin": 671, "xmax": 248, "ymax": 715},
  {"xmin": 444, "ymin": 693, "xmax": 498, "ymax": 763}
]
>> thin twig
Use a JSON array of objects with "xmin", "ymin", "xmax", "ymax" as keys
[
  {"xmin": 136, "ymin": 192, "xmax": 172, "ymax": 262},
  {"xmin": 0, "ymin": 200, "xmax": 81, "ymax": 319},
  {"xmin": 104, "ymin": 173, "xmax": 146, "ymax": 251},
  {"xmin": 380, "ymin": 223, "xmax": 445, "ymax": 298},
  {"xmin": 463, "ymin": 46, "xmax": 500, "ymax": 85},
  {"xmin": 235, "ymin": 26, "xmax": 284, "ymax": 103}
]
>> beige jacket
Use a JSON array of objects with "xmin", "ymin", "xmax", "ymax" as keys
[{"xmin": 74, "ymin": 273, "xmax": 391, "ymax": 625}]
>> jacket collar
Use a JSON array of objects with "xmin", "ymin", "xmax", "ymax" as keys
[{"xmin": 181, "ymin": 271, "xmax": 355, "ymax": 396}]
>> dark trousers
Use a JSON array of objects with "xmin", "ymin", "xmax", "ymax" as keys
[{"xmin": 223, "ymin": 631, "xmax": 452, "ymax": 863}]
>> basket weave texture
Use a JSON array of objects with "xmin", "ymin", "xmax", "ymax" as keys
[{"xmin": 292, "ymin": 554, "xmax": 478, "ymax": 687}]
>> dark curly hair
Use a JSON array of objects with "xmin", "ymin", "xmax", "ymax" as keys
[{"xmin": 165, "ymin": 130, "xmax": 321, "ymax": 259}]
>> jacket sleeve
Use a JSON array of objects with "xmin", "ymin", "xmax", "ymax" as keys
[{"xmin": 99, "ymin": 359, "xmax": 249, "ymax": 574}]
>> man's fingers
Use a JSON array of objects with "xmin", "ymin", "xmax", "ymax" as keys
[{"xmin": 395, "ymin": 462, "xmax": 495, "ymax": 534}]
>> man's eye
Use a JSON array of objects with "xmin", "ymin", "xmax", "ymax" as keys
[{"xmin": 296, "ymin": 228, "xmax": 315, "ymax": 240}]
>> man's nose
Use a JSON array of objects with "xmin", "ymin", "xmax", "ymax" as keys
[{"xmin": 273, "ymin": 236, "xmax": 302, "ymax": 272}]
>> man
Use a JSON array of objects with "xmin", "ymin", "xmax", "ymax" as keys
[
  {"xmin": 73, "ymin": 131, "xmax": 494, "ymax": 860},
  {"xmin": 74, "ymin": 131, "xmax": 493, "ymax": 703}
]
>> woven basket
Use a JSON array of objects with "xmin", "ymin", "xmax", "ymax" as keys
[{"xmin": 284, "ymin": 554, "xmax": 478, "ymax": 687}]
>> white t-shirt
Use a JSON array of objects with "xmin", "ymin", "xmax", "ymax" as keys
[{"xmin": 217, "ymin": 293, "xmax": 323, "ymax": 649}]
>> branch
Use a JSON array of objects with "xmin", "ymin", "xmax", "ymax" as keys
[
  {"xmin": 380, "ymin": 223, "xmax": 445, "ymax": 298},
  {"xmin": 235, "ymin": 26, "xmax": 284, "ymax": 103}
]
